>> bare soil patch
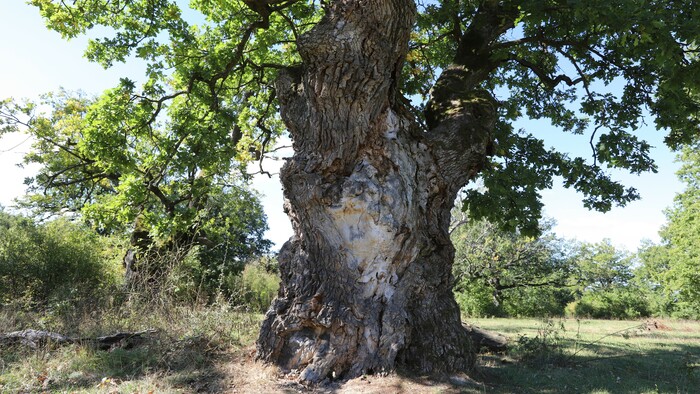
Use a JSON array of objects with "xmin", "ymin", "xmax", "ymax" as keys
[{"xmin": 220, "ymin": 345, "xmax": 485, "ymax": 393}]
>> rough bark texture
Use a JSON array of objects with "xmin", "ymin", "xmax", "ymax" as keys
[
  {"xmin": 463, "ymin": 323, "xmax": 508, "ymax": 353},
  {"xmin": 256, "ymin": 0, "xmax": 499, "ymax": 382}
]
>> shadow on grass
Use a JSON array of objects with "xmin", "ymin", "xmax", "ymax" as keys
[{"xmin": 476, "ymin": 342, "xmax": 700, "ymax": 393}]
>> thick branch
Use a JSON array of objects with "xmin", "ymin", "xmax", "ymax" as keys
[
  {"xmin": 494, "ymin": 279, "xmax": 566, "ymax": 292},
  {"xmin": 453, "ymin": 0, "xmax": 519, "ymax": 79},
  {"xmin": 422, "ymin": 1, "xmax": 519, "ymax": 189},
  {"xmin": 0, "ymin": 329, "xmax": 157, "ymax": 350},
  {"xmin": 425, "ymin": 79, "xmax": 497, "ymax": 189},
  {"xmin": 146, "ymin": 182, "xmax": 175, "ymax": 215}
]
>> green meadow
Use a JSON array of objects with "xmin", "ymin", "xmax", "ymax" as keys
[{"xmin": 469, "ymin": 318, "xmax": 700, "ymax": 394}]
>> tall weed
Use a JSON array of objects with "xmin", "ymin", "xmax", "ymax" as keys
[{"xmin": 227, "ymin": 261, "xmax": 280, "ymax": 313}]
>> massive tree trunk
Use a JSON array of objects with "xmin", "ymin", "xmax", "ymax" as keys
[{"xmin": 256, "ymin": 0, "xmax": 500, "ymax": 382}]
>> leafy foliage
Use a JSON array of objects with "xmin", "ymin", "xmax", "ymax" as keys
[
  {"xmin": 572, "ymin": 239, "xmax": 634, "ymax": 291},
  {"xmin": 452, "ymin": 214, "xmax": 653, "ymax": 319},
  {"xmin": 0, "ymin": 210, "xmax": 122, "ymax": 306},
  {"xmin": 230, "ymin": 258, "xmax": 280, "ymax": 313},
  {"xmin": 411, "ymin": 0, "xmax": 700, "ymax": 233},
  {"xmin": 451, "ymin": 210, "xmax": 574, "ymax": 317},
  {"xmin": 193, "ymin": 186, "xmax": 272, "ymax": 289},
  {"xmin": 564, "ymin": 240, "xmax": 649, "ymax": 319},
  {"xmin": 567, "ymin": 288, "xmax": 649, "ymax": 319},
  {"xmin": 0, "ymin": 89, "xmax": 271, "ymax": 289},
  {"xmin": 634, "ymin": 242, "xmax": 678, "ymax": 317},
  {"xmin": 1, "ymin": 0, "xmax": 697, "ymax": 237},
  {"xmin": 636, "ymin": 144, "xmax": 700, "ymax": 319}
]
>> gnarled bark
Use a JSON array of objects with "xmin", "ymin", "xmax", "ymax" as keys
[{"xmin": 256, "ymin": 0, "xmax": 501, "ymax": 382}]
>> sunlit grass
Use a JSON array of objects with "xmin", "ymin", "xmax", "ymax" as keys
[{"xmin": 470, "ymin": 317, "xmax": 700, "ymax": 393}]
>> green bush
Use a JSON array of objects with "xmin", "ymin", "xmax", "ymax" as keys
[
  {"xmin": 454, "ymin": 282, "xmax": 570, "ymax": 318},
  {"xmin": 454, "ymin": 282, "xmax": 503, "ymax": 318},
  {"xmin": 0, "ymin": 212, "xmax": 121, "ymax": 307},
  {"xmin": 566, "ymin": 288, "xmax": 650, "ymax": 319},
  {"xmin": 228, "ymin": 260, "xmax": 280, "ymax": 313},
  {"xmin": 169, "ymin": 247, "xmax": 279, "ymax": 307},
  {"xmin": 501, "ymin": 287, "xmax": 569, "ymax": 318},
  {"xmin": 668, "ymin": 301, "xmax": 700, "ymax": 320}
]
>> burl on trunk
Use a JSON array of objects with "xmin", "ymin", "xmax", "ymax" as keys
[{"xmin": 256, "ymin": 0, "xmax": 498, "ymax": 382}]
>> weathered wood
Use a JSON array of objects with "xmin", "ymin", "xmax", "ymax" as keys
[
  {"xmin": 0, "ymin": 329, "xmax": 157, "ymax": 350},
  {"xmin": 0, "ymin": 329, "xmax": 75, "ymax": 348}
]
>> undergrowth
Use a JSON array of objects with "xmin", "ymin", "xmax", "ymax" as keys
[
  {"xmin": 510, "ymin": 318, "xmax": 657, "ymax": 369},
  {"xmin": 0, "ymin": 298, "xmax": 263, "ymax": 393},
  {"xmin": 511, "ymin": 319, "xmax": 573, "ymax": 367}
]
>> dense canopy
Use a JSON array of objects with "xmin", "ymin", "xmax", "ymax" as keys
[{"xmin": 2, "ymin": 0, "xmax": 695, "ymax": 235}]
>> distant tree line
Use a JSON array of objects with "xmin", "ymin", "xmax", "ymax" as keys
[{"xmin": 452, "ymin": 143, "xmax": 700, "ymax": 320}]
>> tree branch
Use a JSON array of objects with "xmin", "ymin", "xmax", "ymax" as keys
[{"xmin": 507, "ymin": 56, "xmax": 585, "ymax": 89}]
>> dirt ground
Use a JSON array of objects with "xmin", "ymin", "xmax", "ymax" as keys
[{"xmin": 218, "ymin": 346, "xmax": 486, "ymax": 394}]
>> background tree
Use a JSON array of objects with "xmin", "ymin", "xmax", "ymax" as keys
[
  {"xmin": 0, "ymin": 90, "xmax": 271, "ymax": 290},
  {"xmin": 451, "ymin": 211, "xmax": 574, "ymax": 317},
  {"xmin": 567, "ymin": 239, "xmax": 649, "ymax": 319},
  {"xmin": 572, "ymin": 239, "xmax": 633, "ymax": 291},
  {"xmin": 633, "ymin": 241, "xmax": 676, "ymax": 316},
  {"xmin": 188, "ymin": 185, "xmax": 273, "ymax": 298},
  {"xmin": 2, "ymin": 0, "xmax": 699, "ymax": 383},
  {"xmin": 636, "ymin": 143, "xmax": 700, "ymax": 319}
]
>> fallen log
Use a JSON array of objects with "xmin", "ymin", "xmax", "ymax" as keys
[
  {"xmin": 463, "ymin": 323, "xmax": 508, "ymax": 353},
  {"xmin": 0, "ymin": 329, "xmax": 157, "ymax": 350},
  {"xmin": 0, "ymin": 329, "xmax": 74, "ymax": 348}
]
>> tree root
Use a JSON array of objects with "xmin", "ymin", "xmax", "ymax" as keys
[{"xmin": 462, "ymin": 323, "xmax": 508, "ymax": 353}]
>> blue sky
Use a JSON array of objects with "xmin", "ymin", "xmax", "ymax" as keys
[{"xmin": 0, "ymin": 1, "xmax": 684, "ymax": 251}]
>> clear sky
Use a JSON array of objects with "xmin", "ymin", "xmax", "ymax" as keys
[{"xmin": 0, "ymin": 1, "xmax": 684, "ymax": 251}]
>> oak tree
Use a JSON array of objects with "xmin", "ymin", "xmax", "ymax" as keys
[
  {"xmin": 0, "ymin": 90, "xmax": 271, "ymax": 290},
  {"xmin": 5, "ymin": 0, "xmax": 700, "ymax": 382},
  {"xmin": 452, "ymin": 215, "xmax": 575, "ymax": 316}
]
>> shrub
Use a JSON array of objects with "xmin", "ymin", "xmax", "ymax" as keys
[
  {"xmin": 168, "ymin": 246, "xmax": 279, "ymax": 307},
  {"xmin": 0, "ymin": 212, "xmax": 121, "ymax": 307},
  {"xmin": 228, "ymin": 260, "xmax": 280, "ymax": 313},
  {"xmin": 454, "ymin": 282, "xmax": 571, "ymax": 318},
  {"xmin": 454, "ymin": 281, "xmax": 503, "ymax": 318},
  {"xmin": 566, "ymin": 288, "xmax": 650, "ymax": 319},
  {"xmin": 501, "ymin": 287, "xmax": 569, "ymax": 317}
]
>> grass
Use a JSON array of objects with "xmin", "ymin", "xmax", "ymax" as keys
[
  {"xmin": 2, "ymin": 303, "xmax": 699, "ymax": 393},
  {"xmin": 469, "ymin": 317, "xmax": 700, "ymax": 393},
  {"xmin": 0, "ymin": 301, "xmax": 263, "ymax": 393}
]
